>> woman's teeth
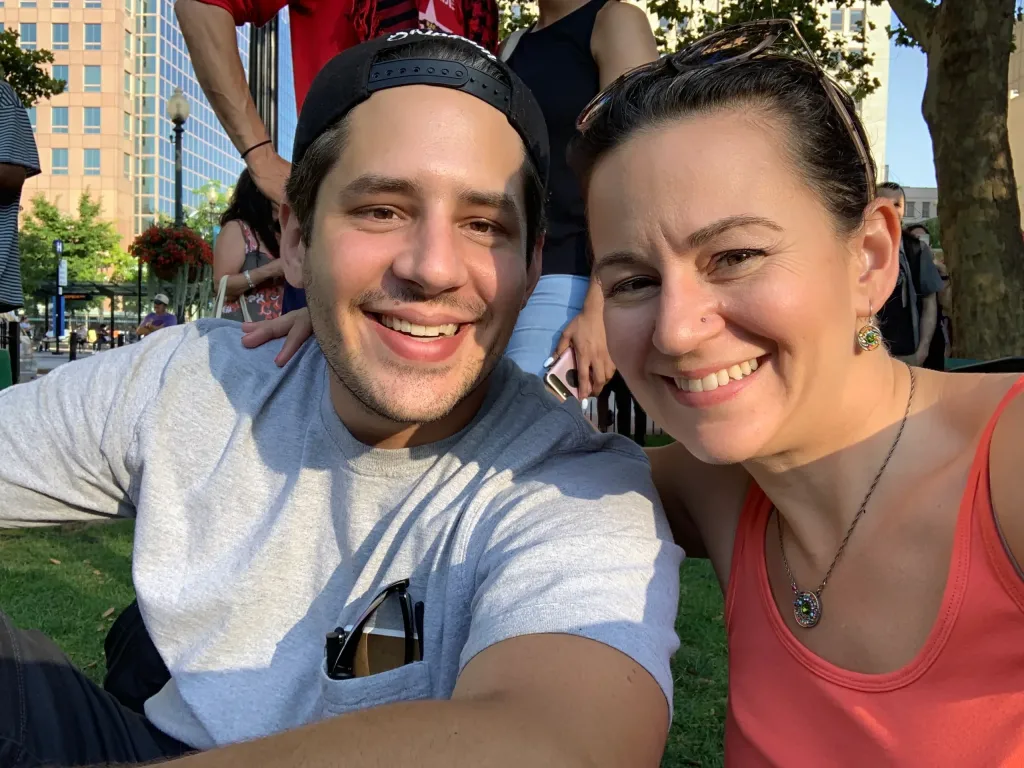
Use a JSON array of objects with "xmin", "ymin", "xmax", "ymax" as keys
[
  {"xmin": 674, "ymin": 357, "xmax": 759, "ymax": 393},
  {"xmin": 378, "ymin": 314, "xmax": 459, "ymax": 338}
]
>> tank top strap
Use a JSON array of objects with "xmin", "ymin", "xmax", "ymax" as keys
[
  {"xmin": 238, "ymin": 221, "xmax": 261, "ymax": 255},
  {"xmin": 970, "ymin": 375, "xmax": 1024, "ymax": 611}
]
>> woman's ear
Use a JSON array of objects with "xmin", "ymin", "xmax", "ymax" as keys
[
  {"xmin": 853, "ymin": 197, "xmax": 902, "ymax": 316},
  {"xmin": 278, "ymin": 203, "xmax": 305, "ymax": 289}
]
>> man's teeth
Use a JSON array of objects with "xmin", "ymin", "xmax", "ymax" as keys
[
  {"xmin": 379, "ymin": 314, "xmax": 459, "ymax": 338},
  {"xmin": 674, "ymin": 357, "xmax": 760, "ymax": 393}
]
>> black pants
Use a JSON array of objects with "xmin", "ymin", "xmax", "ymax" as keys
[{"xmin": 0, "ymin": 611, "xmax": 192, "ymax": 767}]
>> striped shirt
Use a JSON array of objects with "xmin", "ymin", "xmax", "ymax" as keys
[{"xmin": 0, "ymin": 80, "xmax": 41, "ymax": 312}]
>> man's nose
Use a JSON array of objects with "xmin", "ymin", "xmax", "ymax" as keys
[{"xmin": 390, "ymin": 218, "xmax": 470, "ymax": 296}]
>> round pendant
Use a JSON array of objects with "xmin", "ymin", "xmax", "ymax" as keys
[{"xmin": 793, "ymin": 591, "xmax": 821, "ymax": 628}]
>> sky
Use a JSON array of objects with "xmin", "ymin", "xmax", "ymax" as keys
[{"xmin": 884, "ymin": 13, "xmax": 936, "ymax": 188}]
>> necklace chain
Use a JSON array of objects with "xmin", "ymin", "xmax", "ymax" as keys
[{"xmin": 777, "ymin": 365, "xmax": 916, "ymax": 626}]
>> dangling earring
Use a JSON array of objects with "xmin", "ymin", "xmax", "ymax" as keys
[{"xmin": 856, "ymin": 302, "xmax": 882, "ymax": 352}]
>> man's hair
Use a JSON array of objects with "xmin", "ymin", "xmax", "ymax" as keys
[
  {"xmin": 285, "ymin": 39, "xmax": 546, "ymax": 263},
  {"xmin": 878, "ymin": 181, "xmax": 904, "ymax": 196}
]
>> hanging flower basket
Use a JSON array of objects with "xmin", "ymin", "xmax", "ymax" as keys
[{"xmin": 129, "ymin": 225, "xmax": 213, "ymax": 282}]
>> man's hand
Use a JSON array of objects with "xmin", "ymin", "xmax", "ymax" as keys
[{"xmin": 245, "ymin": 143, "xmax": 291, "ymax": 205}]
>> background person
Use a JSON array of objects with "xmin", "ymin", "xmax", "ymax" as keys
[
  {"xmin": 876, "ymin": 181, "xmax": 945, "ymax": 369},
  {"xmin": 0, "ymin": 75, "xmax": 41, "ymax": 314},
  {"xmin": 136, "ymin": 294, "xmax": 177, "ymax": 337},
  {"xmin": 214, "ymin": 168, "xmax": 285, "ymax": 321},
  {"xmin": 501, "ymin": 0, "xmax": 657, "ymax": 404}
]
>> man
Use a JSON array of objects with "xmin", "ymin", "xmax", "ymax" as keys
[
  {"xmin": 0, "ymin": 33, "xmax": 680, "ymax": 767},
  {"xmin": 136, "ymin": 293, "xmax": 178, "ymax": 337},
  {"xmin": 876, "ymin": 182, "xmax": 945, "ymax": 369},
  {"xmin": 177, "ymin": 0, "xmax": 498, "ymax": 313},
  {"xmin": 0, "ymin": 75, "xmax": 41, "ymax": 314}
]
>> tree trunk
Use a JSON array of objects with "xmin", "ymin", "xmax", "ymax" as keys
[{"xmin": 913, "ymin": 0, "xmax": 1024, "ymax": 359}]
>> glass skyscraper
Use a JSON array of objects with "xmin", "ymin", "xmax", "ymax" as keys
[
  {"xmin": 16, "ymin": 0, "xmax": 297, "ymax": 239},
  {"xmin": 277, "ymin": 6, "xmax": 297, "ymax": 162},
  {"xmin": 135, "ymin": 0, "xmax": 250, "ymax": 231}
]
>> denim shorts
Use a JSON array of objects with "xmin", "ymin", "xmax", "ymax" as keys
[{"xmin": 504, "ymin": 274, "xmax": 590, "ymax": 377}]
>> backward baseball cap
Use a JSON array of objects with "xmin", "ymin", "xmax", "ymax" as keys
[{"xmin": 291, "ymin": 30, "xmax": 550, "ymax": 191}]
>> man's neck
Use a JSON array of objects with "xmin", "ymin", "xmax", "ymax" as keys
[
  {"xmin": 535, "ymin": 0, "xmax": 591, "ymax": 29},
  {"xmin": 328, "ymin": 373, "xmax": 491, "ymax": 450}
]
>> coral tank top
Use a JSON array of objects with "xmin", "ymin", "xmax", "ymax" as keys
[{"xmin": 724, "ymin": 377, "xmax": 1024, "ymax": 767}]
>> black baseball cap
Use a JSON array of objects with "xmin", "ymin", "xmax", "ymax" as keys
[{"xmin": 292, "ymin": 31, "xmax": 550, "ymax": 190}]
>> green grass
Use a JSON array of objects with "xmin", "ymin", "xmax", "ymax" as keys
[{"xmin": 0, "ymin": 523, "xmax": 727, "ymax": 767}]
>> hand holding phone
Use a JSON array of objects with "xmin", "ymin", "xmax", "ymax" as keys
[{"xmin": 544, "ymin": 347, "xmax": 580, "ymax": 401}]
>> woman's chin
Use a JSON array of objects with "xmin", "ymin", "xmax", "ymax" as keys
[{"xmin": 661, "ymin": 420, "xmax": 768, "ymax": 466}]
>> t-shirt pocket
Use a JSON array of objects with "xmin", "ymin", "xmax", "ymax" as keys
[{"xmin": 318, "ymin": 660, "xmax": 433, "ymax": 719}]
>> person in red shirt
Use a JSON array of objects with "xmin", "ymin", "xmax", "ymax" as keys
[{"xmin": 175, "ymin": 0, "xmax": 498, "ymax": 206}]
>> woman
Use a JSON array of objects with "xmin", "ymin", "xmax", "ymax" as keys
[
  {"xmin": 214, "ymin": 169, "xmax": 285, "ymax": 322},
  {"xmin": 242, "ymin": 22, "xmax": 1024, "ymax": 764},
  {"xmin": 500, "ymin": 0, "xmax": 658, "ymax": 404},
  {"xmin": 570, "ymin": 21, "xmax": 1024, "ymax": 765}
]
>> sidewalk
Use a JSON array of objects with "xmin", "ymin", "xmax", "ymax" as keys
[{"xmin": 34, "ymin": 348, "xmax": 97, "ymax": 375}]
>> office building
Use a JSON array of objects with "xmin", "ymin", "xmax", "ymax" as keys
[{"xmin": 8, "ymin": 0, "xmax": 295, "ymax": 242}]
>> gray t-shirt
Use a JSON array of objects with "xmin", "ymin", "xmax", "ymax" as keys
[{"xmin": 0, "ymin": 321, "xmax": 682, "ymax": 749}]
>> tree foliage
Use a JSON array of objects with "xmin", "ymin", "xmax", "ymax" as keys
[
  {"xmin": 187, "ymin": 180, "xmax": 233, "ymax": 245},
  {"xmin": 0, "ymin": 29, "xmax": 65, "ymax": 107},
  {"xmin": 648, "ymin": 0, "xmax": 881, "ymax": 99},
  {"xmin": 497, "ymin": 0, "xmax": 539, "ymax": 40},
  {"xmin": 19, "ymin": 193, "xmax": 131, "ymax": 298}
]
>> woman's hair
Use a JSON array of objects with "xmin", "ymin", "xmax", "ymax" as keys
[
  {"xmin": 221, "ymin": 168, "xmax": 281, "ymax": 258},
  {"xmin": 568, "ymin": 56, "xmax": 877, "ymax": 236}
]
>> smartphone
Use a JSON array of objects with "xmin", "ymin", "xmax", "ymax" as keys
[{"xmin": 544, "ymin": 348, "xmax": 580, "ymax": 401}]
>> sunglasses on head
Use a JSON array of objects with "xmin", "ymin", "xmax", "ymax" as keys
[{"xmin": 576, "ymin": 19, "xmax": 874, "ymax": 197}]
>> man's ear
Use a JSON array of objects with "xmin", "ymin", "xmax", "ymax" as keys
[
  {"xmin": 522, "ymin": 234, "xmax": 544, "ymax": 309},
  {"xmin": 853, "ymin": 198, "xmax": 901, "ymax": 316},
  {"xmin": 278, "ymin": 202, "xmax": 306, "ymax": 289}
]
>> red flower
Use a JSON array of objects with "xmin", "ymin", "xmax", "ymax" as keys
[{"xmin": 130, "ymin": 225, "xmax": 213, "ymax": 270}]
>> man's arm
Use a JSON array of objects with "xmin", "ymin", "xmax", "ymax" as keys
[
  {"xmin": 0, "ymin": 83, "xmax": 41, "ymax": 200},
  {"xmin": 174, "ymin": 635, "xmax": 666, "ymax": 768},
  {"xmin": 175, "ymin": 0, "xmax": 290, "ymax": 203},
  {"xmin": 170, "ymin": 437, "xmax": 680, "ymax": 768},
  {"xmin": 909, "ymin": 244, "xmax": 944, "ymax": 364},
  {"xmin": 913, "ymin": 295, "xmax": 937, "ymax": 363},
  {"xmin": 0, "ymin": 329, "xmax": 185, "ymax": 527},
  {"xmin": 0, "ymin": 163, "xmax": 27, "ymax": 191}
]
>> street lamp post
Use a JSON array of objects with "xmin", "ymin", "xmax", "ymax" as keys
[
  {"xmin": 167, "ymin": 87, "xmax": 190, "ymax": 228},
  {"xmin": 166, "ymin": 87, "xmax": 190, "ymax": 323}
]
